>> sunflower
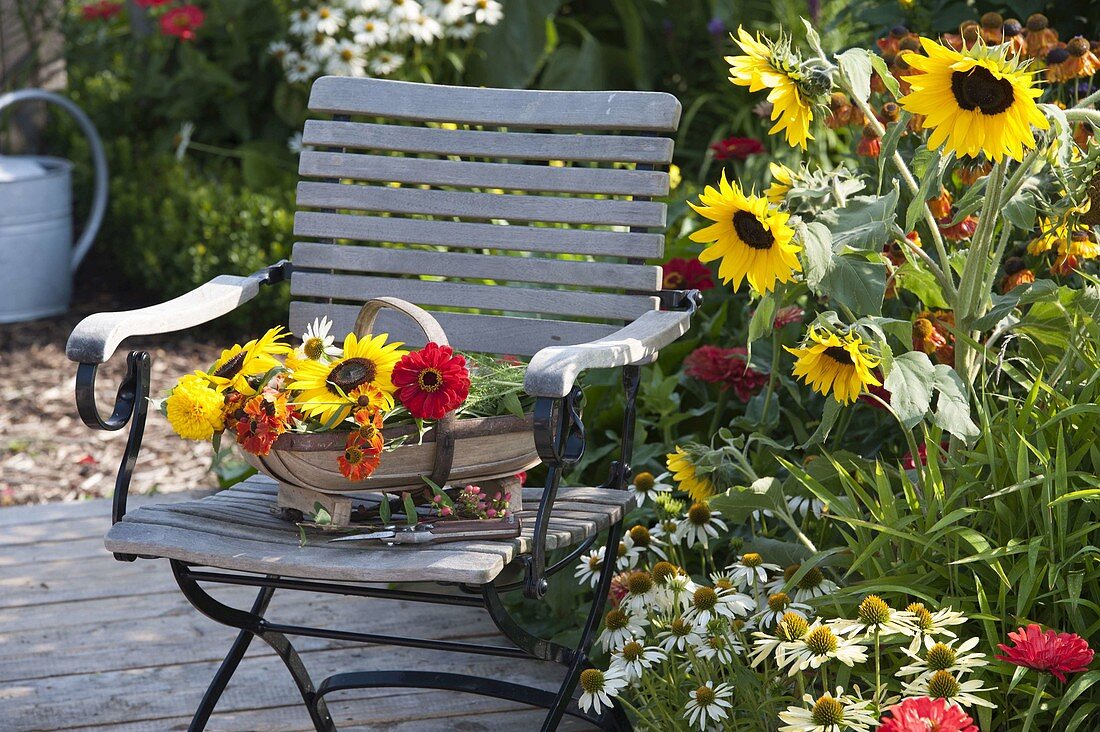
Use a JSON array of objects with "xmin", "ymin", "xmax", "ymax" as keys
[
  {"xmin": 786, "ymin": 325, "xmax": 883, "ymax": 405},
  {"xmin": 667, "ymin": 446, "xmax": 715, "ymax": 503},
  {"xmin": 727, "ymin": 27, "xmax": 820, "ymax": 149},
  {"xmin": 207, "ymin": 327, "xmax": 291, "ymax": 394},
  {"xmin": 898, "ymin": 37, "xmax": 1049, "ymax": 162},
  {"xmin": 288, "ymin": 332, "xmax": 407, "ymax": 424},
  {"xmin": 689, "ymin": 171, "xmax": 802, "ymax": 294},
  {"xmin": 766, "ymin": 162, "xmax": 796, "ymax": 204}
]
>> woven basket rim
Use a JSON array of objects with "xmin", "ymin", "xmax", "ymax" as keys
[{"xmin": 271, "ymin": 412, "xmax": 534, "ymax": 452}]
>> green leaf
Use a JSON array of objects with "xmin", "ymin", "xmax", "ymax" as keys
[
  {"xmin": 378, "ymin": 494, "xmax": 392, "ymax": 524},
  {"xmin": 869, "ymin": 53, "xmax": 901, "ymax": 98},
  {"xmin": 501, "ymin": 391, "xmax": 525, "ymax": 419},
  {"xmin": 819, "ymin": 255, "xmax": 887, "ymax": 318},
  {"xmin": 931, "ymin": 364, "xmax": 980, "ymax": 443},
  {"xmin": 819, "ymin": 187, "xmax": 899, "ymax": 252},
  {"xmin": 466, "ymin": 0, "xmax": 563, "ymax": 88},
  {"xmin": 884, "ymin": 351, "xmax": 936, "ymax": 428},
  {"xmin": 402, "ymin": 492, "xmax": 418, "ymax": 526},
  {"xmin": 1003, "ymin": 187, "xmax": 1037, "ymax": 231},
  {"xmin": 709, "ymin": 477, "xmax": 784, "ymax": 525},
  {"xmin": 802, "ymin": 397, "xmax": 843, "ymax": 448},
  {"xmin": 877, "ymin": 114, "xmax": 909, "ymax": 183},
  {"xmin": 799, "ymin": 222, "xmax": 833, "ymax": 291},
  {"xmin": 747, "ymin": 291, "xmax": 777, "ymax": 344},
  {"xmin": 905, "ymin": 149, "xmax": 947, "ymax": 231},
  {"xmin": 836, "ymin": 49, "xmax": 873, "ymax": 103},
  {"xmin": 312, "ymin": 502, "xmax": 332, "ymax": 525},
  {"xmin": 895, "ymin": 262, "xmax": 950, "ymax": 309}
]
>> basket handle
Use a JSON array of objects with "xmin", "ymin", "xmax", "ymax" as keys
[{"xmin": 353, "ymin": 297, "xmax": 456, "ymax": 490}]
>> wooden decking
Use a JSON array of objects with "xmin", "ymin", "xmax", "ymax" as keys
[{"xmin": 1, "ymin": 493, "xmax": 594, "ymax": 731}]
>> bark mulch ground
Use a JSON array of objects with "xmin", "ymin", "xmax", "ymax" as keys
[{"xmin": 1, "ymin": 292, "xmax": 224, "ymax": 506}]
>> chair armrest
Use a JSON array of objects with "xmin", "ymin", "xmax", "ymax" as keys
[
  {"xmin": 66, "ymin": 265, "xmax": 286, "ymax": 364},
  {"xmin": 524, "ymin": 308, "xmax": 693, "ymax": 398}
]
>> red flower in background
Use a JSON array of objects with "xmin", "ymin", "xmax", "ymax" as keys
[
  {"xmin": 859, "ymin": 380, "xmax": 890, "ymax": 410},
  {"xmin": 661, "ymin": 257, "xmax": 715, "ymax": 291},
  {"xmin": 996, "ymin": 624, "xmax": 1095, "ymax": 682},
  {"xmin": 160, "ymin": 5, "xmax": 204, "ymax": 40},
  {"xmin": 684, "ymin": 345, "xmax": 767, "ymax": 402},
  {"xmin": 81, "ymin": 1, "xmax": 122, "ymax": 19},
  {"xmin": 136, "ymin": 0, "xmax": 173, "ymax": 6},
  {"xmin": 710, "ymin": 136, "xmax": 764, "ymax": 160},
  {"xmin": 392, "ymin": 342, "xmax": 471, "ymax": 420},
  {"xmin": 878, "ymin": 697, "xmax": 977, "ymax": 732},
  {"xmin": 772, "ymin": 305, "xmax": 804, "ymax": 329}
]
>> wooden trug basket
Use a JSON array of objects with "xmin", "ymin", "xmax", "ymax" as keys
[{"xmin": 242, "ymin": 297, "xmax": 540, "ymax": 525}]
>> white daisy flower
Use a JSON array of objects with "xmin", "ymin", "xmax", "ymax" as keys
[
  {"xmin": 445, "ymin": 15, "xmax": 477, "ymax": 39},
  {"xmin": 369, "ymin": 52, "xmax": 404, "ymax": 76},
  {"xmin": 422, "ymin": 0, "xmax": 470, "ymax": 23},
  {"xmin": 577, "ymin": 667, "xmax": 627, "ymax": 715},
  {"xmin": 780, "ymin": 622, "xmax": 868, "ymax": 677},
  {"xmin": 289, "ymin": 7, "xmax": 317, "ymax": 36},
  {"xmin": 304, "ymin": 34, "xmax": 338, "ymax": 63},
  {"xmin": 900, "ymin": 670, "xmax": 996, "ymax": 708},
  {"xmin": 284, "ymin": 52, "xmax": 321, "ymax": 84},
  {"xmin": 296, "ymin": 317, "xmax": 340, "ymax": 360},
  {"xmin": 683, "ymin": 681, "xmax": 733, "ymax": 731},
  {"xmin": 726, "ymin": 552, "xmax": 782, "ymax": 592},
  {"xmin": 469, "ymin": 0, "xmax": 502, "ymax": 25},
  {"xmin": 620, "ymin": 569, "xmax": 658, "ymax": 613},
  {"xmin": 349, "ymin": 16, "xmax": 391, "ymax": 47},
  {"xmin": 624, "ymin": 525, "xmax": 666, "ymax": 560},
  {"xmin": 613, "ymin": 533, "xmax": 642, "ymax": 571},
  {"xmin": 694, "ymin": 625, "xmax": 744, "ymax": 664},
  {"xmin": 675, "ymin": 503, "xmax": 728, "ymax": 549},
  {"xmin": 313, "ymin": 5, "xmax": 346, "ymax": 34},
  {"xmin": 609, "ymin": 639, "xmax": 665, "ymax": 682},
  {"xmin": 662, "ymin": 572, "xmax": 700, "ymax": 612},
  {"xmin": 574, "ymin": 547, "xmax": 605, "ymax": 588},
  {"xmin": 905, "ymin": 603, "xmax": 968, "ymax": 652},
  {"xmin": 755, "ymin": 591, "xmax": 813, "ymax": 628},
  {"xmin": 327, "ymin": 40, "xmax": 367, "ymax": 76},
  {"xmin": 831, "ymin": 595, "xmax": 918, "ymax": 639},
  {"xmin": 657, "ymin": 616, "xmax": 703, "ymax": 652},
  {"xmin": 268, "ymin": 40, "xmax": 292, "ymax": 62},
  {"xmin": 787, "ymin": 494, "xmax": 826, "ymax": 519},
  {"xmin": 403, "ymin": 14, "xmax": 443, "ymax": 43},
  {"xmin": 777, "ymin": 690, "xmax": 877, "ymax": 732},
  {"xmin": 287, "ymin": 132, "xmax": 305, "ymax": 155},
  {"xmin": 597, "ymin": 607, "xmax": 647, "ymax": 653},
  {"xmin": 627, "ymin": 470, "xmax": 672, "ymax": 506},
  {"xmin": 684, "ymin": 586, "xmax": 755, "ymax": 629},
  {"xmin": 356, "ymin": 0, "xmax": 382, "ymax": 10},
  {"xmin": 897, "ymin": 636, "xmax": 988, "ymax": 680},
  {"xmin": 749, "ymin": 611, "xmax": 810, "ymax": 668},
  {"xmin": 768, "ymin": 564, "xmax": 840, "ymax": 604},
  {"xmin": 387, "ymin": 0, "xmax": 421, "ymax": 21},
  {"xmin": 649, "ymin": 516, "xmax": 682, "ymax": 548}
]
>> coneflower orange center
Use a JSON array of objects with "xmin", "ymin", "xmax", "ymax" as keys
[
  {"xmin": 733, "ymin": 210, "xmax": 775, "ymax": 250},
  {"xmin": 950, "ymin": 67, "xmax": 1014, "ymax": 115}
]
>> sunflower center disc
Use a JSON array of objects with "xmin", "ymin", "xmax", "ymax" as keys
[
  {"xmin": 823, "ymin": 346, "xmax": 855, "ymax": 365},
  {"xmin": 951, "ymin": 67, "xmax": 1015, "ymax": 115},
  {"xmin": 417, "ymin": 368, "xmax": 443, "ymax": 393},
  {"xmin": 213, "ymin": 351, "xmax": 247, "ymax": 379},
  {"xmin": 328, "ymin": 357, "xmax": 377, "ymax": 394},
  {"xmin": 733, "ymin": 210, "xmax": 775, "ymax": 250}
]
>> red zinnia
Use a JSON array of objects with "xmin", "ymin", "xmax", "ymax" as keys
[
  {"xmin": 160, "ymin": 5, "xmax": 204, "ymax": 41},
  {"xmin": 684, "ymin": 345, "xmax": 767, "ymax": 403},
  {"xmin": 996, "ymin": 624, "xmax": 1095, "ymax": 682},
  {"xmin": 338, "ymin": 433, "xmax": 382, "ymax": 481},
  {"xmin": 661, "ymin": 257, "xmax": 715, "ymax": 291},
  {"xmin": 136, "ymin": 0, "xmax": 172, "ymax": 6},
  {"xmin": 392, "ymin": 342, "xmax": 471, "ymax": 420},
  {"xmin": 710, "ymin": 136, "xmax": 764, "ymax": 160},
  {"xmin": 81, "ymin": 1, "xmax": 122, "ymax": 19},
  {"xmin": 879, "ymin": 697, "xmax": 977, "ymax": 732}
]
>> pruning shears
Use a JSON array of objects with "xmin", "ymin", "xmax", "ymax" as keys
[{"xmin": 328, "ymin": 517, "xmax": 521, "ymax": 545}]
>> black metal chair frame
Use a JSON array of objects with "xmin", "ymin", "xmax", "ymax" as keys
[{"xmin": 74, "ymin": 262, "xmax": 699, "ymax": 731}]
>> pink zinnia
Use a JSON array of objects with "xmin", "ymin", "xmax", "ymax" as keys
[
  {"xmin": 160, "ymin": 5, "xmax": 204, "ymax": 41},
  {"xmin": 661, "ymin": 257, "xmax": 715, "ymax": 291},
  {"xmin": 81, "ymin": 0, "xmax": 122, "ymax": 19},
  {"xmin": 608, "ymin": 571, "xmax": 631, "ymax": 607},
  {"xmin": 710, "ymin": 136, "xmax": 765, "ymax": 160},
  {"xmin": 879, "ymin": 697, "xmax": 977, "ymax": 732},
  {"xmin": 684, "ymin": 345, "xmax": 767, "ymax": 402},
  {"xmin": 996, "ymin": 624, "xmax": 1094, "ymax": 682}
]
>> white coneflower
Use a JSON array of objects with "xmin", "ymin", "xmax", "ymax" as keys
[
  {"xmin": 297, "ymin": 317, "xmax": 340, "ymax": 361},
  {"xmin": 787, "ymin": 494, "xmax": 826, "ymax": 519},
  {"xmin": 574, "ymin": 547, "xmax": 604, "ymax": 588},
  {"xmin": 369, "ymin": 52, "xmax": 404, "ymax": 76},
  {"xmin": 470, "ymin": 0, "xmax": 502, "ymax": 25},
  {"xmin": 664, "ymin": 572, "xmax": 700, "ymax": 612},
  {"xmin": 627, "ymin": 471, "xmax": 672, "ymax": 506},
  {"xmin": 769, "ymin": 564, "xmax": 840, "ymax": 603},
  {"xmin": 750, "ymin": 611, "xmax": 810, "ymax": 668},
  {"xmin": 683, "ymin": 681, "xmax": 733, "ymax": 731},
  {"xmin": 649, "ymin": 515, "xmax": 682, "ymax": 549},
  {"xmin": 901, "ymin": 670, "xmax": 996, "ymax": 708},
  {"xmin": 284, "ymin": 53, "xmax": 321, "ymax": 84},
  {"xmin": 387, "ymin": 0, "xmax": 422, "ymax": 21},
  {"xmin": 905, "ymin": 602, "xmax": 968, "ymax": 652},
  {"xmin": 675, "ymin": 503, "xmax": 728, "ymax": 549},
  {"xmin": 694, "ymin": 625, "xmax": 744, "ymax": 664},
  {"xmin": 781, "ymin": 622, "xmax": 868, "ymax": 677},
  {"xmin": 596, "ymin": 607, "xmax": 647, "ymax": 653},
  {"xmin": 577, "ymin": 667, "xmax": 627, "ymax": 715},
  {"xmin": 349, "ymin": 16, "xmax": 390, "ymax": 47},
  {"xmin": 831, "ymin": 595, "xmax": 918, "ymax": 639},
  {"xmin": 727, "ymin": 552, "xmax": 782, "ymax": 592},
  {"xmin": 423, "ymin": 0, "xmax": 470, "ymax": 23},
  {"xmin": 614, "ymin": 534, "xmax": 642, "ymax": 571},
  {"xmin": 777, "ymin": 690, "xmax": 877, "ymax": 732},
  {"xmin": 658, "ymin": 616, "xmax": 703, "ymax": 652},
  {"xmin": 897, "ymin": 637, "xmax": 988, "ymax": 680},
  {"xmin": 610, "ymin": 639, "xmax": 665, "ymax": 682},
  {"xmin": 288, "ymin": 7, "xmax": 316, "ymax": 36},
  {"xmin": 327, "ymin": 40, "xmax": 367, "ymax": 77},
  {"xmin": 626, "ymin": 524, "xmax": 667, "ymax": 561},
  {"xmin": 756, "ymin": 591, "xmax": 813, "ymax": 628},
  {"xmin": 312, "ymin": 5, "xmax": 346, "ymax": 34},
  {"xmin": 685, "ymin": 586, "xmax": 754, "ymax": 628},
  {"xmin": 621, "ymin": 570, "xmax": 658, "ymax": 614}
]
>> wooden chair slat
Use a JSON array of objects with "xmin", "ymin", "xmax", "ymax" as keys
[
  {"xmin": 295, "ymin": 180, "xmax": 666, "ymax": 228},
  {"xmin": 308, "ymin": 77, "xmax": 682, "ymax": 132},
  {"xmin": 299, "ymin": 151, "xmax": 670, "ymax": 198},
  {"xmin": 302, "ymin": 120, "xmax": 675, "ymax": 163},
  {"xmin": 289, "ymin": 302, "xmax": 619, "ymax": 356},
  {"xmin": 292, "ymin": 243, "xmax": 661, "ymax": 291},
  {"xmin": 292, "ymin": 211, "xmax": 665, "ymax": 259},
  {"xmin": 290, "ymin": 273, "xmax": 659, "ymax": 321}
]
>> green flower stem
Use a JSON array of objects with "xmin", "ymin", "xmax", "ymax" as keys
[
  {"xmin": 865, "ymin": 391, "xmax": 927, "ymax": 500},
  {"xmin": 1064, "ymin": 108, "xmax": 1100, "ymax": 127},
  {"xmin": 1020, "ymin": 674, "xmax": 1049, "ymax": 732},
  {"xmin": 708, "ymin": 388, "xmax": 729, "ymax": 438},
  {"xmin": 891, "ymin": 223, "xmax": 952, "ymax": 296},
  {"xmin": 873, "ymin": 630, "xmax": 882, "ymax": 712},
  {"xmin": 759, "ymin": 330, "xmax": 783, "ymax": 427},
  {"xmin": 1073, "ymin": 88, "xmax": 1100, "ymax": 108}
]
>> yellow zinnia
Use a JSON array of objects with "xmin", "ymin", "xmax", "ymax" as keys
[
  {"xmin": 786, "ymin": 325, "xmax": 882, "ymax": 404},
  {"xmin": 667, "ymin": 446, "xmax": 715, "ymax": 503},
  {"xmin": 898, "ymin": 37, "xmax": 1049, "ymax": 162},
  {"xmin": 166, "ymin": 373, "xmax": 225, "ymax": 440},
  {"xmin": 289, "ymin": 332, "xmax": 406, "ymax": 424},
  {"xmin": 207, "ymin": 326, "xmax": 291, "ymax": 394},
  {"xmin": 689, "ymin": 171, "xmax": 802, "ymax": 294},
  {"xmin": 766, "ymin": 162, "xmax": 795, "ymax": 204},
  {"xmin": 726, "ymin": 27, "xmax": 817, "ymax": 149}
]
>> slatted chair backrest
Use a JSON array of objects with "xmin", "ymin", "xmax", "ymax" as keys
[{"xmin": 289, "ymin": 76, "xmax": 682, "ymax": 356}]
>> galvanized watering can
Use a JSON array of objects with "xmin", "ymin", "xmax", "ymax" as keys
[{"xmin": 0, "ymin": 89, "xmax": 108, "ymax": 323}]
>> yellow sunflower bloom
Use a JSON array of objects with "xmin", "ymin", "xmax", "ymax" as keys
[
  {"xmin": 1027, "ymin": 217, "xmax": 1070, "ymax": 254},
  {"xmin": 689, "ymin": 171, "xmax": 802, "ymax": 294},
  {"xmin": 898, "ymin": 37, "xmax": 1049, "ymax": 162},
  {"xmin": 766, "ymin": 162, "xmax": 796, "ymax": 203},
  {"xmin": 166, "ymin": 373, "xmax": 225, "ymax": 440},
  {"xmin": 786, "ymin": 326, "xmax": 882, "ymax": 404},
  {"xmin": 667, "ymin": 446, "xmax": 715, "ymax": 503},
  {"xmin": 288, "ymin": 332, "xmax": 407, "ymax": 424},
  {"xmin": 207, "ymin": 326, "xmax": 291, "ymax": 394},
  {"xmin": 726, "ymin": 27, "xmax": 816, "ymax": 149}
]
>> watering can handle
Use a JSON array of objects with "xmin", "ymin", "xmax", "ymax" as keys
[{"xmin": 0, "ymin": 89, "xmax": 108, "ymax": 274}]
